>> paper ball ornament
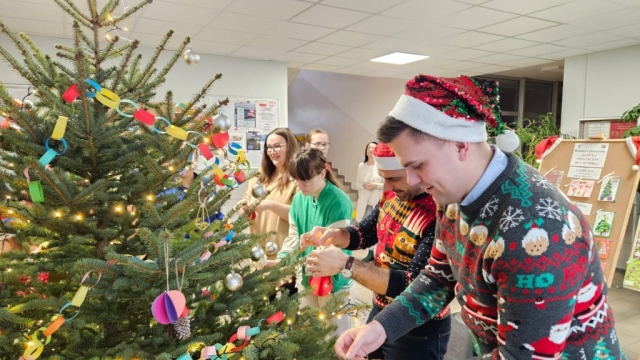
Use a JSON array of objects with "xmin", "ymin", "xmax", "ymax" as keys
[
  {"xmin": 265, "ymin": 241, "xmax": 278, "ymax": 255},
  {"xmin": 251, "ymin": 182, "xmax": 268, "ymax": 199},
  {"xmin": 495, "ymin": 130, "xmax": 520, "ymax": 153},
  {"xmin": 212, "ymin": 113, "xmax": 231, "ymax": 133},
  {"xmin": 151, "ymin": 290, "xmax": 187, "ymax": 325},
  {"xmin": 250, "ymin": 245, "xmax": 265, "ymax": 262},
  {"xmin": 309, "ymin": 276, "xmax": 332, "ymax": 297},
  {"xmin": 224, "ymin": 272, "xmax": 243, "ymax": 291}
]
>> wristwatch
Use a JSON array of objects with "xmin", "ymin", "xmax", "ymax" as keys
[{"xmin": 341, "ymin": 256, "xmax": 355, "ymax": 278}]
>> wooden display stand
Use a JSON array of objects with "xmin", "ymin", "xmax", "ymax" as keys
[{"xmin": 538, "ymin": 138, "xmax": 640, "ymax": 286}]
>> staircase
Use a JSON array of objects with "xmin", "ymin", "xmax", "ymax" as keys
[{"xmin": 329, "ymin": 163, "xmax": 359, "ymax": 214}]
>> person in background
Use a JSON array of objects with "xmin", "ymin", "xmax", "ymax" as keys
[
  {"xmin": 303, "ymin": 142, "xmax": 451, "ymax": 360},
  {"xmin": 334, "ymin": 75, "xmax": 622, "ymax": 360},
  {"xmin": 305, "ymin": 128, "xmax": 331, "ymax": 172},
  {"xmin": 274, "ymin": 148, "xmax": 354, "ymax": 335},
  {"xmin": 355, "ymin": 141, "xmax": 383, "ymax": 223}
]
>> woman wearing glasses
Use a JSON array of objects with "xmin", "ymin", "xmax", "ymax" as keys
[
  {"xmin": 304, "ymin": 128, "xmax": 332, "ymax": 172},
  {"xmin": 275, "ymin": 148, "xmax": 354, "ymax": 335},
  {"xmin": 240, "ymin": 128, "xmax": 299, "ymax": 261}
]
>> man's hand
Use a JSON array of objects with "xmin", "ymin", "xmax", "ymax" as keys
[
  {"xmin": 264, "ymin": 259, "xmax": 280, "ymax": 268},
  {"xmin": 305, "ymin": 246, "xmax": 348, "ymax": 277},
  {"xmin": 301, "ymin": 227, "xmax": 349, "ymax": 249},
  {"xmin": 334, "ymin": 321, "xmax": 387, "ymax": 360},
  {"xmin": 300, "ymin": 226, "xmax": 328, "ymax": 249}
]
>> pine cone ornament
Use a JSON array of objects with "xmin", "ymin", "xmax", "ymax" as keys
[{"xmin": 173, "ymin": 315, "xmax": 191, "ymax": 340}]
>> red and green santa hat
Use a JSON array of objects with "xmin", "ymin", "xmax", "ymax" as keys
[{"xmin": 388, "ymin": 74, "xmax": 519, "ymax": 152}]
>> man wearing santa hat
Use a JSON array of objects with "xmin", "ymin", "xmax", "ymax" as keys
[
  {"xmin": 334, "ymin": 75, "xmax": 622, "ymax": 359},
  {"xmin": 303, "ymin": 143, "xmax": 451, "ymax": 359}
]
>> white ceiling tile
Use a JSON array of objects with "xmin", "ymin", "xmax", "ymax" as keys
[
  {"xmin": 338, "ymin": 47, "xmax": 391, "ymax": 60},
  {"xmin": 508, "ymin": 43, "xmax": 567, "ymax": 56},
  {"xmin": 266, "ymin": 23, "xmax": 335, "ymax": 41},
  {"xmin": 392, "ymin": 23, "xmax": 467, "ymax": 42},
  {"xmin": 401, "ymin": 57, "xmax": 459, "ymax": 69},
  {"xmin": 538, "ymin": 48, "xmax": 590, "ymax": 60},
  {"xmin": 346, "ymin": 15, "xmax": 421, "ymax": 36},
  {"xmin": 194, "ymin": 40, "xmax": 241, "ymax": 55},
  {"xmin": 194, "ymin": 28, "xmax": 258, "ymax": 46},
  {"xmin": 583, "ymin": 38, "xmax": 640, "ymax": 51},
  {"xmin": 230, "ymin": 46, "xmax": 287, "ymax": 59},
  {"xmin": 516, "ymin": 24, "xmax": 595, "ymax": 42},
  {"xmin": 208, "ymin": 12, "xmax": 282, "ymax": 34},
  {"xmin": 287, "ymin": 61, "xmax": 308, "ymax": 68},
  {"xmin": 141, "ymin": 1, "xmax": 219, "ymax": 25},
  {"xmin": 0, "ymin": 17, "xmax": 64, "ymax": 37},
  {"xmin": 159, "ymin": 0, "xmax": 233, "ymax": 10},
  {"xmin": 133, "ymin": 18, "xmax": 203, "ymax": 36},
  {"xmin": 481, "ymin": 0, "xmax": 573, "ymax": 15},
  {"xmin": 363, "ymin": 38, "xmax": 432, "ymax": 54},
  {"xmin": 300, "ymin": 63, "xmax": 341, "ymax": 71},
  {"xmin": 443, "ymin": 32, "xmax": 505, "ymax": 47},
  {"xmin": 479, "ymin": 17, "xmax": 558, "ymax": 36},
  {"xmin": 442, "ymin": 49, "xmax": 495, "ymax": 60},
  {"xmin": 246, "ymin": 35, "xmax": 308, "ymax": 51},
  {"xmin": 501, "ymin": 58, "xmax": 553, "ymax": 67},
  {"xmin": 529, "ymin": 0, "xmax": 626, "ymax": 23},
  {"xmin": 472, "ymin": 64, "xmax": 516, "ymax": 75},
  {"xmin": 474, "ymin": 38, "xmax": 540, "ymax": 52},
  {"xmin": 333, "ymin": 67, "xmax": 372, "ymax": 75},
  {"xmin": 225, "ymin": 0, "xmax": 313, "ymax": 20},
  {"xmin": 606, "ymin": 23, "xmax": 640, "ymax": 37},
  {"xmin": 475, "ymin": 53, "xmax": 526, "ymax": 64},
  {"xmin": 553, "ymin": 32, "xmax": 624, "ymax": 47},
  {"xmin": 314, "ymin": 57, "xmax": 363, "ymax": 66},
  {"xmin": 606, "ymin": 0, "xmax": 640, "ymax": 5},
  {"xmin": 320, "ymin": 0, "xmax": 405, "ymax": 13},
  {"xmin": 0, "ymin": 1, "xmax": 63, "ymax": 22},
  {"xmin": 381, "ymin": 0, "xmax": 472, "ymax": 22},
  {"xmin": 353, "ymin": 61, "xmax": 403, "ymax": 70},
  {"xmin": 421, "ymin": 42, "xmax": 463, "ymax": 55},
  {"xmin": 273, "ymin": 52, "xmax": 327, "ymax": 62},
  {"xmin": 453, "ymin": 0, "xmax": 491, "ymax": 3},
  {"xmin": 290, "ymin": 5, "xmax": 370, "ymax": 29},
  {"xmin": 317, "ymin": 30, "xmax": 382, "ymax": 47},
  {"xmin": 434, "ymin": 7, "xmax": 519, "ymax": 30},
  {"xmin": 295, "ymin": 42, "xmax": 351, "ymax": 55},
  {"xmin": 367, "ymin": 70, "xmax": 405, "ymax": 78},
  {"xmin": 570, "ymin": 8, "xmax": 640, "ymax": 31},
  {"xmin": 441, "ymin": 61, "xmax": 486, "ymax": 70}
]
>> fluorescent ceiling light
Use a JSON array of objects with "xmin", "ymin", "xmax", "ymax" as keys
[{"xmin": 370, "ymin": 52, "xmax": 429, "ymax": 65}]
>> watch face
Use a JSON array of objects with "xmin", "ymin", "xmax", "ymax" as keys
[{"xmin": 341, "ymin": 268, "xmax": 353, "ymax": 278}]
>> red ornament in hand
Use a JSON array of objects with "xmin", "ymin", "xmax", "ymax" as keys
[{"xmin": 309, "ymin": 276, "xmax": 332, "ymax": 296}]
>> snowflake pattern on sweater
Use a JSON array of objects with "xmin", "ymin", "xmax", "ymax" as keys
[{"xmin": 375, "ymin": 153, "xmax": 624, "ymax": 360}]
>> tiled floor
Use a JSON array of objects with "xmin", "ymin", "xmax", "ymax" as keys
[{"xmin": 350, "ymin": 251, "xmax": 640, "ymax": 359}]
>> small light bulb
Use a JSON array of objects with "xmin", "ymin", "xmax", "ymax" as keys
[
  {"xmin": 318, "ymin": 313, "xmax": 325, "ymax": 320},
  {"xmin": 28, "ymin": 341, "xmax": 33, "ymax": 346},
  {"xmin": 115, "ymin": 206, "xmax": 122, "ymax": 213},
  {"xmin": 147, "ymin": 194, "xmax": 154, "ymax": 201},
  {"xmin": 169, "ymin": 166, "xmax": 174, "ymax": 171},
  {"xmin": 297, "ymin": 311, "xmax": 301, "ymax": 315},
  {"xmin": 337, "ymin": 314, "xmax": 342, "ymax": 319},
  {"xmin": 7, "ymin": 210, "xmax": 13, "ymax": 214},
  {"xmin": 5, "ymin": 195, "xmax": 10, "ymax": 199},
  {"xmin": 287, "ymin": 319, "xmax": 292, "ymax": 325},
  {"xmin": 122, "ymin": 27, "xmax": 128, "ymax": 31},
  {"xmin": 75, "ymin": 214, "xmax": 83, "ymax": 221},
  {"xmin": 54, "ymin": 211, "xmax": 61, "ymax": 218}
]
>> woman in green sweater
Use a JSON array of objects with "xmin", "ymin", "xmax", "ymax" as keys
[{"xmin": 275, "ymin": 148, "xmax": 354, "ymax": 335}]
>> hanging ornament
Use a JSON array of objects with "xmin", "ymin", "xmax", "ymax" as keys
[
  {"xmin": 151, "ymin": 290, "xmax": 187, "ymax": 325},
  {"xmin": 224, "ymin": 271, "xmax": 243, "ymax": 291},
  {"xmin": 183, "ymin": 46, "xmax": 200, "ymax": 65},
  {"xmin": 173, "ymin": 314, "xmax": 191, "ymax": 340},
  {"xmin": 211, "ymin": 113, "xmax": 231, "ymax": 133},
  {"xmin": 253, "ymin": 255, "xmax": 268, "ymax": 270},
  {"xmin": 264, "ymin": 241, "xmax": 278, "ymax": 255},
  {"xmin": 251, "ymin": 182, "xmax": 268, "ymax": 200},
  {"xmin": 195, "ymin": 182, "xmax": 210, "ymax": 230},
  {"xmin": 250, "ymin": 245, "xmax": 265, "ymax": 262}
]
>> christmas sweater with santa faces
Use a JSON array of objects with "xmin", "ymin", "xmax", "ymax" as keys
[{"xmin": 375, "ymin": 153, "xmax": 623, "ymax": 360}]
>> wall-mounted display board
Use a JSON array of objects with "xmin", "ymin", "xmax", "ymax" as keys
[
  {"xmin": 579, "ymin": 118, "xmax": 637, "ymax": 139},
  {"xmin": 538, "ymin": 138, "xmax": 640, "ymax": 287}
]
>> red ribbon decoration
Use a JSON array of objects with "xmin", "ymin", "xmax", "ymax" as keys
[{"xmin": 309, "ymin": 276, "xmax": 332, "ymax": 296}]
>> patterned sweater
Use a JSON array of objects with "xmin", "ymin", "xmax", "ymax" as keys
[{"xmin": 376, "ymin": 153, "xmax": 623, "ymax": 360}]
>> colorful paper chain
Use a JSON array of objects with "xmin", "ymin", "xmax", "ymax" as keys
[
  {"xmin": 177, "ymin": 311, "xmax": 285, "ymax": 360},
  {"xmin": 21, "ymin": 271, "xmax": 102, "ymax": 360}
]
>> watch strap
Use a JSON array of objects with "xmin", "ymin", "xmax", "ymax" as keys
[{"xmin": 344, "ymin": 256, "xmax": 355, "ymax": 271}]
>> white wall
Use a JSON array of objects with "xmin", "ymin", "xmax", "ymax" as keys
[
  {"xmin": 288, "ymin": 70, "xmax": 406, "ymax": 183},
  {"xmin": 562, "ymin": 45, "xmax": 640, "ymax": 269}
]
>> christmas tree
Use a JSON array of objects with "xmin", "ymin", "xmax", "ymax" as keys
[
  {"xmin": 0, "ymin": 1, "xmax": 365, "ymax": 358},
  {"xmin": 595, "ymin": 217, "xmax": 611, "ymax": 236},
  {"xmin": 600, "ymin": 180, "xmax": 613, "ymax": 201},
  {"xmin": 593, "ymin": 337, "xmax": 615, "ymax": 360}
]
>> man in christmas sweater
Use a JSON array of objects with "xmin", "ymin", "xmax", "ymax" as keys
[
  {"xmin": 303, "ymin": 143, "xmax": 451, "ymax": 360},
  {"xmin": 334, "ymin": 75, "xmax": 623, "ymax": 360}
]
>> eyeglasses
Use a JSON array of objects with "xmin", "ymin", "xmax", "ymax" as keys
[
  {"xmin": 266, "ymin": 144, "xmax": 284, "ymax": 153},
  {"xmin": 311, "ymin": 142, "xmax": 330, "ymax": 149}
]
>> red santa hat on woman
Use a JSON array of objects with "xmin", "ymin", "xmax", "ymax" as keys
[
  {"xmin": 389, "ymin": 74, "xmax": 519, "ymax": 152},
  {"xmin": 373, "ymin": 143, "xmax": 403, "ymax": 170}
]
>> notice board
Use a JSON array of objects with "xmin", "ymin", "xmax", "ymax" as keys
[{"xmin": 538, "ymin": 138, "xmax": 640, "ymax": 286}]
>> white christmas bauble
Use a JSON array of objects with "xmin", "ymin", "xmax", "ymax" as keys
[
  {"xmin": 633, "ymin": 164, "xmax": 639, "ymax": 171},
  {"xmin": 224, "ymin": 272, "xmax": 243, "ymax": 291},
  {"xmin": 251, "ymin": 182, "xmax": 268, "ymax": 199},
  {"xmin": 250, "ymin": 245, "xmax": 265, "ymax": 262},
  {"xmin": 212, "ymin": 114, "xmax": 231, "ymax": 133},
  {"xmin": 264, "ymin": 241, "xmax": 278, "ymax": 255},
  {"xmin": 495, "ymin": 130, "xmax": 520, "ymax": 153},
  {"xmin": 253, "ymin": 255, "xmax": 268, "ymax": 270},
  {"xmin": 183, "ymin": 49, "xmax": 200, "ymax": 65}
]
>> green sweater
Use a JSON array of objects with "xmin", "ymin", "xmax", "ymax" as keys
[{"xmin": 278, "ymin": 181, "xmax": 353, "ymax": 292}]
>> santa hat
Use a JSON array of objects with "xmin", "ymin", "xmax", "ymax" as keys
[
  {"xmin": 373, "ymin": 143, "xmax": 403, "ymax": 170},
  {"xmin": 535, "ymin": 136, "xmax": 562, "ymax": 164},
  {"xmin": 625, "ymin": 136, "xmax": 640, "ymax": 171},
  {"xmin": 389, "ymin": 75, "xmax": 519, "ymax": 152},
  {"xmin": 523, "ymin": 314, "xmax": 572, "ymax": 357}
]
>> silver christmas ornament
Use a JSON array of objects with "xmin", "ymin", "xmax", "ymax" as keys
[
  {"xmin": 250, "ymin": 245, "xmax": 265, "ymax": 262},
  {"xmin": 212, "ymin": 113, "xmax": 231, "ymax": 133},
  {"xmin": 265, "ymin": 241, "xmax": 278, "ymax": 255},
  {"xmin": 224, "ymin": 271, "xmax": 243, "ymax": 291},
  {"xmin": 183, "ymin": 48, "xmax": 200, "ymax": 66},
  {"xmin": 253, "ymin": 255, "xmax": 268, "ymax": 270},
  {"xmin": 251, "ymin": 182, "xmax": 268, "ymax": 200}
]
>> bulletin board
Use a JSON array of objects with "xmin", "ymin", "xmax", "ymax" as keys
[
  {"xmin": 578, "ymin": 118, "xmax": 637, "ymax": 139},
  {"xmin": 538, "ymin": 138, "xmax": 640, "ymax": 286},
  {"xmin": 623, "ymin": 216, "xmax": 640, "ymax": 292}
]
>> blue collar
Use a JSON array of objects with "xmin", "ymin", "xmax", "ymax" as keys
[{"xmin": 460, "ymin": 146, "xmax": 508, "ymax": 206}]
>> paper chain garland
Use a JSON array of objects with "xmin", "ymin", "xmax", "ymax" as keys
[
  {"xmin": 25, "ymin": 79, "xmax": 250, "ymax": 203},
  {"xmin": 176, "ymin": 311, "xmax": 285, "ymax": 360},
  {"xmin": 20, "ymin": 271, "xmax": 102, "ymax": 360}
]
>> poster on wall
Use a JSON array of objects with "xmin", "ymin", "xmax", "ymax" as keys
[
  {"xmin": 246, "ymin": 131, "xmax": 261, "ymax": 151},
  {"xmin": 234, "ymin": 100, "xmax": 257, "ymax": 129},
  {"xmin": 583, "ymin": 121, "xmax": 610, "ymax": 138},
  {"xmin": 255, "ymin": 100, "xmax": 278, "ymax": 132},
  {"xmin": 570, "ymin": 143, "xmax": 609, "ymax": 168}
]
